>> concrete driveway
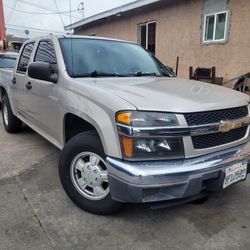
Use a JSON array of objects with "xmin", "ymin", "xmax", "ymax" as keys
[{"xmin": 0, "ymin": 111, "xmax": 250, "ymax": 250}]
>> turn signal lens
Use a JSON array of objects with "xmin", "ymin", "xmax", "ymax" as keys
[
  {"xmin": 121, "ymin": 136, "xmax": 133, "ymax": 158},
  {"xmin": 117, "ymin": 112, "xmax": 131, "ymax": 125},
  {"xmin": 117, "ymin": 111, "xmax": 178, "ymax": 127}
]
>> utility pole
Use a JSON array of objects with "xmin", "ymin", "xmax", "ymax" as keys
[{"xmin": 0, "ymin": 0, "xmax": 7, "ymax": 51}]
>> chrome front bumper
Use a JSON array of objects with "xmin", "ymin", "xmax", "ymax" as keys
[{"xmin": 106, "ymin": 142, "xmax": 250, "ymax": 203}]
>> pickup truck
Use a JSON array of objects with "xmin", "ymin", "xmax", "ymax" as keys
[
  {"xmin": 0, "ymin": 34, "xmax": 250, "ymax": 214},
  {"xmin": 0, "ymin": 52, "xmax": 18, "ymax": 107}
]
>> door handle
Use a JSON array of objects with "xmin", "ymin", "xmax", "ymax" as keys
[
  {"xmin": 25, "ymin": 82, "xmax": 32, "ymax": 90},
  {"xmin": 12, "ymin": 77, "xmax": 16, "ymax": 84}
]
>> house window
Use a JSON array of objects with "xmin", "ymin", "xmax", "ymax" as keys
[
  {"xmin": 203, "ymin": 11, "xmax": 228, "ymax": 43},
  {"xmin": 138, "ymin": 22, "xmax": 156, "ymax": 54}
]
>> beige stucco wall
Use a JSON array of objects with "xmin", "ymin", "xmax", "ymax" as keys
[{"xmin": 76, "ymin": 0, "xmax": 250, "ymax": 83}]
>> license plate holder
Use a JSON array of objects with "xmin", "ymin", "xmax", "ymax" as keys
[{"xmin": 223, "ymin": 162, "xmax": 248, "ymax": 189}]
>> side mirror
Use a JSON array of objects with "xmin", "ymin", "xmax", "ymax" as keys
[{"xmin": 28, "ymin": 62, "xmax": 58, "ymax": 83}]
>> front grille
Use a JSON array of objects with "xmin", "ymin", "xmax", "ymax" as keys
[
  {"xmin": 192, "ymin": 126, "xmax": 248, "ymax": 149},
  {"xmin": 184, "ymin": 106, "xmax": 248, "ymax": 126}
]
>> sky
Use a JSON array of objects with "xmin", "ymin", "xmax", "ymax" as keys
[{"xmin": 3, "ymin": 0, "xmax": 136, "ymax": 38}]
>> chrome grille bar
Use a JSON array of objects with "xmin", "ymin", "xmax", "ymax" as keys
[{"xmin": 117, "ymin": 116, "xmax": 250, "ymax": 138}]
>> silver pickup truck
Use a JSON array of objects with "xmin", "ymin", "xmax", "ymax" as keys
[{"xmin": 0, "ymin": 34, "xmax": 250, "ymax": 214}]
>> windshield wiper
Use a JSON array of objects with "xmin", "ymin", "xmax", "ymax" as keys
[
  {"xmin": 71, "ymin": 70, "xmax": 160, "ymax": 78},
  {"xmin": 71, "ymin": 70, "xmax": 130, "ymax": 78},
  {"xmin": 132, "ymin": 72, "xmax": 158, "ymax": 77}
]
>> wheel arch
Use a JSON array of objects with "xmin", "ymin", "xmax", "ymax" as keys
[
  {"xmin": 0, "ymin": 86, "xmax": 6, "ymax": 101},
  {"xmin": 0, "ymin": 86, "xmax": 17, "ymax": 116},
  {"xmin": 63, "ymin": 113, "xmax": 107, "ymax": 153}
]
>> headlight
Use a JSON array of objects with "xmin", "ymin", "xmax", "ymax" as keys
[
  {"xmin": 116, "ymin": 111, "xmax": 184, "ymax": 160},
  {"xmin": 117, "ymin": 111, "xmax": 178, "ymax": 127}
]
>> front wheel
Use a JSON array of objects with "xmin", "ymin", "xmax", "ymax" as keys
[{"xmin": 59, "ymin": 131, "xmax": 122, "ymax": 215}]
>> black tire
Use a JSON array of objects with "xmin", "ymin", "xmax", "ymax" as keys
[
  {"xmin": 59, "ymin": 131, "xmax": 123, "ymax": 215},
  {"xmin": 2, "ymin": 95, "xmax": 22, "ymax": 133}
]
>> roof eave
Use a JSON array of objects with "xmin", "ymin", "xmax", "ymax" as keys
[{"xmin": 64, "ymin": 0, "xmax": 161, "ymax": 30}]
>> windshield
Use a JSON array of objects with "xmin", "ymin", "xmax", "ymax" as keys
[
  {"xmin": 0, "ymin": 56, "xmax": 17, "ymax": 68},
  {"xmin": 59, "ymin": 38, "xmax": 173, "ymax": 78}
]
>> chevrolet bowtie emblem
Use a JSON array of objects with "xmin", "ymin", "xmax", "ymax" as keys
[{"xmin": 219, "ymin": 120, "xmax": 246, "ymax": 133}]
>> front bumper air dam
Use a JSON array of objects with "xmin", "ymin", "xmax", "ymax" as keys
[{"xmin": 106, "ymin": 142, "xmax": 250, "ymax": 203}]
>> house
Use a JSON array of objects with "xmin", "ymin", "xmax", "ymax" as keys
[{"xmin": 65, "ymin": 0, "xmax": 250, "ymax": 82}]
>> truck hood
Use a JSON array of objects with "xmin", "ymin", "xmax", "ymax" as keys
[{"xmin": 76, "ymin": 77, "xmax": 250, "ymax": 113}]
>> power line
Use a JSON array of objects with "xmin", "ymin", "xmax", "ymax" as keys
[
  {"xmin": 4, "ymin": 4, "xmax": 79, "ymax": 15},
  {"xmin": 17, "ymin": 0, "xmax": 61, "ymax": 12},
  {"xmin": 6, "ymin": 24, "xmax": 63, "ymax": 33},
  {"xmin": 6, "ymin": 0, "xmax": 18, "ymax": 24},
  {"xmin": 53, "ymin": 0, "xmax": 65, "ymax": 27},
  {"xmin": 6, "ymin": 27, "xmax": 63, "ymax": 35},
  {"xmin": 17, "ymin": 0, "xmax": 81, "ymax": 19}
]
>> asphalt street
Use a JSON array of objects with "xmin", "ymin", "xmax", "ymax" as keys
[{"xmin": 0, "ymin": 110, "xmax": 250, "ymax": 250}]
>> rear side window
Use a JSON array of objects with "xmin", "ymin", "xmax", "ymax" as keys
[
  {"xmin": 34, "ymin": 40, "xmax": 57, "ymax": 71},
  {"xmin": 17, "ymin": 43, "xmax": 34, "ymax": 73},
  {"xmin": 0, "ymin": 57, "xmax": 16, "ymax": 68}
]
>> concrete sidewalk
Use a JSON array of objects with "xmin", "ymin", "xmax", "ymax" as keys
[{"xmin": 0, "ymin": 113, "xmax": 250, "ymax": 250}]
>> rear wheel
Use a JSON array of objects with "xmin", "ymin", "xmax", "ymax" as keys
[
  {"xmin": 59, "ymin": 131, "xmax": 123, "ymax": 215},
  {"xmin": 2, "ymin": 95, "xmax": 22, "ymax": 133}
]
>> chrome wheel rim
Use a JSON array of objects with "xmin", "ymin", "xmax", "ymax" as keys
[
  {"xmin": 3, "ymin": 103, "xmax": 8, "ymax": 127},
  {"xmin": 70, "ymin": 152, "xmax": 109, "ymax": 200}
]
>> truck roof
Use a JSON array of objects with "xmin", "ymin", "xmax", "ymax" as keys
[
  {"xmin": 23, "ymin": 34, "xmax": 135, "ymax": 45},
  {"xmin": 0, "ymin": 52, "xmax": 18, "ymax": 58}
]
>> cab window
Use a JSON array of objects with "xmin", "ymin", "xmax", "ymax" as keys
[
  {"xmin": 34, "ymin": 40, "xmax": 57, "ymax": 72},
  {"xmin": 17, "ymin": 43, "xmax": 34, "ymax": 73}
]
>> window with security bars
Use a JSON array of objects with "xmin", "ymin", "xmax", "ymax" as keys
[{"xmin": 138, "ymin": 22, "xmax": 156, "ymax": 54}]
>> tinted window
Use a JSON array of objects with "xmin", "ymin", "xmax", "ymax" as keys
[
  {"xmin": 35, "ymin": 40, "xmax": 57, "ymax": 72},
  {"xmin": 17, "ymin": 43, "xmax": 34, "ymax": 72},
  {"xmin": 35, "ymin": 40, "xmax": 56, "ymax": 63},
  {"xmin": 0, "ymin": 56, "xmax": 16, "ymax": 68}
]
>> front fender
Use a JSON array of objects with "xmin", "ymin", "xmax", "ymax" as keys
[{"xmin": 60, "ymin": 91, "xmax": 127, "ymax": 159}]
